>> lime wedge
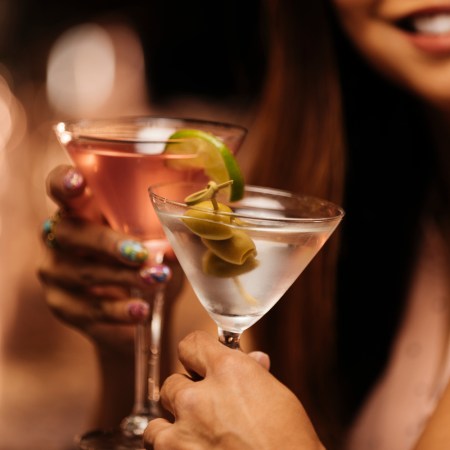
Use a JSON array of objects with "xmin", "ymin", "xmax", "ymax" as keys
[{"xmin": 164, "ymin": 129, "xmax": 244, "ymax": 201}]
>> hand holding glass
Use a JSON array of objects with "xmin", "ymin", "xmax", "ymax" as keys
[{"xmin": 54, "ymin": 117, "xmax": 246, "ymax": 449}]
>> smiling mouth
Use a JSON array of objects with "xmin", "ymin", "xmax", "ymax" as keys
[{"xmin": 397, "ymin": 13, "xmax": 450, "ymax": 35}]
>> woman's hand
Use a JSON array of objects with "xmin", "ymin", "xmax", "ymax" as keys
[
  {"xmin": 38, "ymin": 164, "xmax": 182, "ymax": 353},
  {"xmin": 144, "ymin": 330, "xmax": 326, "ymax": 450}
]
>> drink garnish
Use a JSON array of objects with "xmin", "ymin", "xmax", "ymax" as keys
[
  {"xmin": 185, "ymin": 180, "xmax": 233, "ymax": 205},
  {"xmin": 164, "ymin": 129, "xmax": 244, "ymax": 201},
  {"xmin": 182, "ymin": 180, "xmax": 259, "ymax": 305}
]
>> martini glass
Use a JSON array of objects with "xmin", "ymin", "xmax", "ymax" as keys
[
  {"xmin": 150, "ymin": 181, "xmax": 344, "ymax": 351},
  {"xmin": 53, "ymin": 117, "xmax": 246, "ymax": 449}
]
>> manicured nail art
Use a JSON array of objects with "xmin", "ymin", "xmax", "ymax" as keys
[
  {"xmin": 63, "ymin": 169, "xmax": 84, "ymax": 191},
  {"xmin": 127, "ymin": 301, "xmax": 150, "ymax": 320},
  {"xmin": 42, "ymin": 213, "xmax": 61, "ymax": 248},
  {"xmin": 140, "ymin": 264, "xmax": 172, "ymax": 284},
  {"xmin": 118, "ymin": 240, "xmax": 148, "ymax": 263}
]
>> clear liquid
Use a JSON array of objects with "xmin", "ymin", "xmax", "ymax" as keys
[{"xmin": 157, "ymin": 212, "xmax": 335, "ymax": 333}]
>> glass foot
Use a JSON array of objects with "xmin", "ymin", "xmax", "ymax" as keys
[{"xmin": 76, "ymin": 429, "xmax": 148, "ymax": 450}]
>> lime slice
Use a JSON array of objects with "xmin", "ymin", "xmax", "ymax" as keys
[{"xmin": 164, "ymin": 129, "xmax": 244, "ymax": 201}]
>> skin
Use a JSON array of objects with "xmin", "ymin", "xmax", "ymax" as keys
[
  {"xmin": 145, "ymin": 1, "xmax": 450, "ymax": 448},
  {"xmin": 332, "ymin": 0, "xmax": 450, "ymax": 110},
  {"xmin": 40, "ymin": 164, "xmax": 179, "ymax": 349},
  {"xmin": 40, "ymin": 1, "xmax": 450, "ymax": 447},
  {"xmin": 144, "ymin": 331, "xmax": 325, "ymax": 450},
  {"xmin": 39, "ymin": 164, "xmax": 183, "ymax": 428}
]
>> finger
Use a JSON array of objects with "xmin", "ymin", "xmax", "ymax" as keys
[
  {"xmin": 46, "ymin": 165, "xmax": 102, "ymax": 221},
  {"xmin": 43, "ymin": 284, "xmax": 150, "ymax": 325},
  {"xmin": 248, "ymin": 351, "xmax": 271, "ymax": 370},
  {"xmin": 47, "ymin": 217, "xmax": 148, "ymax": 266},
  {"xmin": 144, "ymin": 418, "xmax": 172, "ymax": 449},
  {"xmin": 159, "ymin": 373, "xmax": 196, "ymax": 417},
  {"xmin": 46, "ymin": 165, "xmax": 85, "ymax": 200},
  {"xmin": 39, "ymin": 256, "xmax": 158, "ymax": 292},
  {"xmin": 177, "ymin": 330, "xmax": 228, "ymax": 379}
]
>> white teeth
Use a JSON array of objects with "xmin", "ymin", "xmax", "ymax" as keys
[{"xmin": 413, "ymin": 14, "xmax": 450, "ymax": 34}]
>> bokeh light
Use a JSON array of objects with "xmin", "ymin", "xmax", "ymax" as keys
[{"xmin": 46, "ymin": 23, "xmax": 115, "ymax": 117}]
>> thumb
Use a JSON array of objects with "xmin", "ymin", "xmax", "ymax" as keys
[{"xmin": 46, "ymin": 165, "xmax": 103, "ymax": 222}]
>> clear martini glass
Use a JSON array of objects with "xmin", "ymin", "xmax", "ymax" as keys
[
  {"xmin": 53, "ymin": 117, "xmax": 246, "ymax": 449},
  {"xmin": 150, "ymin": 180, "xmax": 344, "ymax": 351}
]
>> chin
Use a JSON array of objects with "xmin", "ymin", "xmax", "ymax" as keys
[
  {"xmin": 410, "ymin": 82, "xmax": 450, "ymax": 113},
  {"xmin": 426, "ymin": 96, "xmax": 450, "ymax": 114}
]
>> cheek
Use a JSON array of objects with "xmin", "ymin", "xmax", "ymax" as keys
[
  {"xmin": 331, "ymin": 0, "xmax": 377, "ymax": 49},
  {"xmin": 330, "ymin": 0, "xmax": 380, "ymax": 35},
  {"xmin": 331, "ymin": 0, "xmax": 373, "ymax": 11},
  {"xmin": 330, "ymin": 0, "xmax": 450, "ymax": 106},
  {"xmin": 342, "ymin": 20, "xmax": 450, "ymax": 107}
]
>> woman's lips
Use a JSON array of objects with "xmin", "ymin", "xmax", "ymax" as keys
[
  {"xmin": 396, "ymin": 12, "xmax": 450, "ymax": 54},
  {"xmin": 406, "ymin": 32, "xmax": 450, "ymax": 54}
]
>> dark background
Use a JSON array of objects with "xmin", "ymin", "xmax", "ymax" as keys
[{"xmin": 0, "ymin": 0, "xmax": 267, "ymax": 103}]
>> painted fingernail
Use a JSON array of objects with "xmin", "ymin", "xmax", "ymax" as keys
[
  {"xmin": 63, "ymin": 168, "xmax": 84, "ymax": 191},
  {"xmin": 140, "ymin": 264, "xmax": 172, "ymax": 284},
  {"xmin": 42, "ymin": 218, "xmax": 53, "ymax": 234},
  {"xmin": 42, "ymin": 218, "xmax": 56, "ymax": 248},
  {"xmin": 127, "ymin": 301, "xmax": 150, "ymax": 320},
  {"xmin": 118, "ymin": 240, "xmax": 148, "ymax": 263},
  {"xmin": 42, "ymin": 214, "xmax": 60, "ymax": 248}
]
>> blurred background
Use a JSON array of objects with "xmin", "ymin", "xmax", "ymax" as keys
[{"xmin": 0, "ymin": 1, "xmax": 266, "ymax": 448}]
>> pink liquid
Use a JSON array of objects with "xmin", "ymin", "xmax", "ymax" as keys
[{"xmin": 66, "ymin": 140, "xmax": 205, "ymax": 251}]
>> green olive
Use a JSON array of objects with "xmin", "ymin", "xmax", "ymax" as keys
[
  {"xmin": 182, "ymin": 200, "xmax": 234, "ymax": 240},
  {"xmin": 202, "ymin": 250, "xmax": 259, "ymax": 278},
  {"xmin": 201, "ymin": 229, "xmax": 256, "ymax": 265}
]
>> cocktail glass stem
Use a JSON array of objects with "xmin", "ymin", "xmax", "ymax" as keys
[
  {"xmin": 218, "ymin": 328, "xmax": 242, "ymax": 350},
  {"xmin": 148, "ymin": 287, "xmax": 164, "ymax": 411},
  {"xmin": 121, "ymin": 255, "xmax": 165, "ymax": 438}
]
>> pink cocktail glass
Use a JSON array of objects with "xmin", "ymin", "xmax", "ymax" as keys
[{"xmin": 54, "ymin": 116, "xmax": 247, "ymax": 449}]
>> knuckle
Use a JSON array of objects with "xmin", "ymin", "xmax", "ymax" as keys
[
  {"xmin": 44, "ymin": 290, "xmax": 61, "ymax": 311},
  {"xmin": 153, "ymin": 430, "xmax": 172, "ymax": 449},
  {"xmin": 216, "ymin": 352, "xmax": 239, "ymax": 372},
  {"xmin": 97, "ymin": 226, "xmax": 115, "ymax": 252},
  {"xmin": 173, "ymin": 385, "xmax": 197, "ymax": 411},
  {"xmin": 99, "ymin": 300, "xmax": 126, "ymax": 323},
  {"xmin": 88, "ymin": 301, "xmax": 106, "ymax": 322},
  {"xmin": 77, "ymin": 267, "xmax": 95, "ymax": 284},
  {"xmin": 37, "ymin": 267, "xmax": 50, "ymax": 284},
  {"xmin": 45, "ymin": 292, "xmax": 81, "ymax": 327},
  {"xmin": 179, "ymin": 330, "xmax": 202, "ymax": 351}
]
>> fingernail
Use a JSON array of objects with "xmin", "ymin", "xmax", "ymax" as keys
[
  {"xmin": 140, "ymin": 264, "xmax": 172, "ymax": 284},
  {"xmin": 42, "ymin": 214, "xmax": 60, "ymax": 248},
  {"xmin": 63, "ymin": 169, "xmax": 84, "ymax": 191},
  {"xmin": 127, "ymin": 301, "xmax": 150, "ymax": 320},
  {"xmin": 118, "ymin": 240, "xmax": 148, "ymax": 263},
  {"xmin": 42, "ymin": 218, "xmax": 53, "ymax": 234},
  {"xmin": 250, "ymin": 351, "xmax": 271, "ymax": 370},
  {"xmin": 42, "ymin": 218, "xmax": 57, "ymax": 248}
]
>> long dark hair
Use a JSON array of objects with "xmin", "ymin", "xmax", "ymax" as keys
[{"xmin": 244, "ymin": 0, "xmax": 436, "ymax": 447}]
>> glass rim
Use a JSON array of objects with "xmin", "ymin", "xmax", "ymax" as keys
[
  {"xmin": 149, "ymin": 181, "xmax": 345, "ymax": 224},
  {"xmin": 53, "ymin": 115, "xmax": 248, "ymax": 144}
]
